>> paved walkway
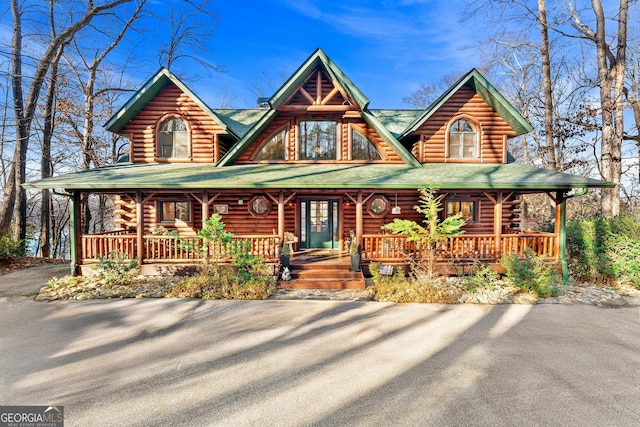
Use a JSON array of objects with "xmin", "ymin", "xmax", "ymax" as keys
[{"xmin": 0, "ymin": 263, "xmax": 69, "ymax": 297}]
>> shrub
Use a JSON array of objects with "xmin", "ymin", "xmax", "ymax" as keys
[
  {"xmin": 500, "ymin": 249, "xmax": 561, "ymax": 298},
  {"xmin": 567, "ymin": 216, "xmax": 640, "ymax": 287},
  {"xmin": 0, "ymin": 234, "xmax": 26, "ymax": 261},
  {"xmin": 95, "ymin": 251, "xmax": 139, "ymax": 286},
  {"xmin": 169, "ymin": 265, "xmax": 276, "ymax": 299},
  {"xmin": 463, "ymin": 260, "xmax": 499, "ymax": 293},
  {"xmin": 370, "ymin": 262, "xmax": 457, "ymax": 303}
]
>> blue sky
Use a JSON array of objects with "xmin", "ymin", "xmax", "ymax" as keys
[
  {"xmin": 178, "ymin": 0, "xmax": 488, "ymax": 109},
  {"xmin": 0, "ymin": 0, "xmax": 489, "ymax": 109}
]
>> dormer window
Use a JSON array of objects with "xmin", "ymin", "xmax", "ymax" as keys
[
  {"xmin": 158, "ymin": 117, "xmax": 189, "ymax": 159},
  {"xmin": 299, "ymin": 120, "xmax": 337, "ymax": 160},
  {"xmin": 448, "ymin": 118, "xmax": 477, "ymax": 159}
]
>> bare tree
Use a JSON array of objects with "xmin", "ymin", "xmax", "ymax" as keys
[
  {"xmin": 0, "ymin": 0, "xmax": 137, "ymax": 243},
  {"xmin": 569, "ymin": 0, "xmax": 629, "ymax": 217},
  {"xmin": 158, "ymin": 0, "xmax": 220, "ymax": 74}
]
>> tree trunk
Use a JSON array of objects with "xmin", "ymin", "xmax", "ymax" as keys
[
  {"xmin": 538, "ymin": 0, "xmax": 558, "ymax": 172},
  {"xmin": 39, "ymin": 44, "xmax": 65, "ymax": 257},
  {"xmin": 592, "ymin": 0, "xmax": 627, "ymax": 217}
]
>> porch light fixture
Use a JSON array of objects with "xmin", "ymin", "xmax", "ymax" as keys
[{"xmin": 392, "ymin": 193, "xmax": 401, "ymax": 215}]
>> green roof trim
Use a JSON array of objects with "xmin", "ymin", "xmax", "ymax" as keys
[
  {"xmin": 104, "ymin": 67, "xmax": 239, "ymax": 139},
  {"xmin": 361, "ymin": 111, "xmax": 421, "ymax": 166},
  {"xmin": 269, "ymin": 48, "xmax": 370, "ymax": 111},
  {"xmin": 25, "ymin": 161, "xmax": 612, "ymax": 191},
  {"xmin": 216, "ymin": 109, "xmax": 280, "ymax": 166},
  {"xmin": 400, "ymin": 69, "xmax": 533, "ymax": 139}
]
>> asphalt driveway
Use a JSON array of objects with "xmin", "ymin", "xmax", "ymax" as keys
[{"xmin": 1, "ymin": 297, "xmax": 639, "ymax": 426}]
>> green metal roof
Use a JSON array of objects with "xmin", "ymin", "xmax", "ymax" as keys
[
  {"xmin": 369, "ymin": 110, "xmax": 424, "ymax": 138},
  {"xmin": 213, "ymin": 109, "xmax": 267, "ymax": 138},
  {"xmin": 104, "ymin": 68, "xmax": 239, "ymax": 139},
  {"xmin": 400, "ymin": 69, "xmax": 533, "ymax": 139},
  {"xmin": 25, "ymin": 161, "xmax": 612, "ymax": 191}
]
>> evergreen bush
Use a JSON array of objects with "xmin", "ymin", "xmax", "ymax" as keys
[
  {"xmin": 566, "ymin": 216, "xmax": 640, "ymax": 287},
  {"xmin": 0, "ymin": 234, "xmax": 26, "ymax": 260},
  {"xmin": 500, "ymin": 249, "xmax": 561, "ymax": 297}
]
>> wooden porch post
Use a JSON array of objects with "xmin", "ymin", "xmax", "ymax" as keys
[
  {"xmin": 278, "ymin": 191, "xmax": 285, "ymax": 239},
  {"xmin": 202, "ymin": 192, "xmax": 209, "ymax": 224},
  {"xmin": 494, "ymin": 191, "xmax": 503, "ymax": 261},
  {"xmin": 69, "ymin": 191, "xmax": 82, "ymax": 276},
  {"xmin": 554, "ymin": 191, "xmax": 568, "ymax": 284},
  {"xmin": 136, "ymin": 191, "xmax": 145, "ymax": 265},
  {"xmin": 356, "ymin": 190, "xmax": 363, "ymax": 245}
]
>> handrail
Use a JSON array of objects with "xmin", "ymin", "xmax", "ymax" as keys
[{"xmin": 362, "ymin": 233, "xmax": 557, "ymax": 262}]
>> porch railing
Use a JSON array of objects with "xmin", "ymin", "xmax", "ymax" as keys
[
  {"xmin": 81, "ymin": 233, "xmax": 280, "ymax": 263},
  {"xmin": 82, "ymin": 232, "xmax": 137, "ymax": 260},
  {"xmin": 362, "ymin": 232, "xmax": 557, "ymax": 263}
]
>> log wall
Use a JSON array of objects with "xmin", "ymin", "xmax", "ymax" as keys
[
  {"xmin": 121, "ymin": 83, "xmax": 227, "ymax": 163},
  {"xmin": 115, "ymin": 190, "xmax": 521, "ymax": 239},
  {"xmin": 412, "ymin": 85, "xmax": 517, "ymax": 163}
]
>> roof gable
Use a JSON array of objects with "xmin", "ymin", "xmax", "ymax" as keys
[
  {"xmin": 400, "ymin": 69, "xmax": 533, "ymax": 139},
  {"xmin": 218, "ymin": 48, "xmax": 420, "ymax": 167},
  {"xmin": 104, "ymin": 67, "xmax": 239, "ymax": 139}
]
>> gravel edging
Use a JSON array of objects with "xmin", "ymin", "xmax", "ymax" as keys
[{"xmin": 34, "ymin": 274, "xmax": 640, "ymax": 308}]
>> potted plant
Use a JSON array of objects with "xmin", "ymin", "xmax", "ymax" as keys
[
  {"xmin": 280, "ymin": 240, "xmax": 291, "ymax": 268},
  {"xmin": 347, "ymin": 230, "xmax": 360, "ymax": 272}
]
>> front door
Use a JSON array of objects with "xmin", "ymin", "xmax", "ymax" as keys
[{"xmin": 300, "ymin": 199, "xmax": 339, "ymax": 249}]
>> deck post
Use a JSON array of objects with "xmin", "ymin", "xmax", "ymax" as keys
[
  {"xmin": 493, "ymin": 191, "xmax": 503, "ymax": 261},
  {"xmin": 136, "ymin": 191, "xmax": 144, "ymax": 265},
  {"xmin": 356, "ymin": 190, "xmax": 363, "ymax": 246},
  {"xmin": 69, "ymin": 191, "xmax": 82, "ymax": 276},
  {"xmin": 555, "ymin": 191, "xmax": 568, "ymax": 284}
]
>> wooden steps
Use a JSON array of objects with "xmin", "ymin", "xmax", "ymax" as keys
[{"xmin": 278, "ymin": 251, "xmax": 365, "ymax": 289}]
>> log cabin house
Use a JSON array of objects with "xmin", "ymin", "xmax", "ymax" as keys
[{"xmin": 26, "ymin": 48, "xmax": 611, "ymax": 288}]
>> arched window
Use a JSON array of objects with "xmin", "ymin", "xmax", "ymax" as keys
[
  {"xmin": 158, "ymin": 118, "xmax": 189, "ymax": 159},
  {"xmin": 255, "ymin": 129, "xmax": 287, "ymax": 161},
  {"xmin": 448, "ymin": 118, "xmax": 477, "ymax": 159},
  {"xmin": 352, "ymin": 129, "xmax": 382, "ymax": 160}
]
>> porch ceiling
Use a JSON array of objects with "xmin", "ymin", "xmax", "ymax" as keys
[{"xmin": 24, "ymin": 162, "xmax": 613, "ymax": 191}]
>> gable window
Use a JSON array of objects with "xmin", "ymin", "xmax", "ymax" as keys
[
  {"xmin": 446, "ymin": 201, "xmax": 476, "ymax": 222},
  {"xmin": 300, "ymin": 120, "xmax": 337, "ymax": 160},
  {"xmin": 159, "ymin": 118, "xmax": 189, "ymax": 159},
  {"xmin": 449, "ymin": 118, "xmax": 477, "ymax": 159},
  {"xmin": 352, "ymin": 129, "xmax": 382, "ymax": 160},
  {"xmin": 159, "ymin": 201, "xmax": 191, "ymax": 223},
  {"xmin": 255, "ymin": 129, "xmax": 287, "ymax": 161}
]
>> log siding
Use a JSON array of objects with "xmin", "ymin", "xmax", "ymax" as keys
[
  {"xmin": 413, "ymin": 86, "xmax": 517, "ymax": 164},
  {"xmin": 121, "ymin": 83, "xmax": 226, "ymax": 163}
]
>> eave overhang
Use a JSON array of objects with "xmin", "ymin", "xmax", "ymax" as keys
[{"xmin": 24, "ymin": 162, "xmax": 613, "ymax": 192}]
